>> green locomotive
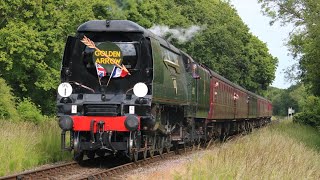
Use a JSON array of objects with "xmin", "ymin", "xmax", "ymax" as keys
[{"xmin": 57, "ymin": 20, "xmax": 272, "ymax": 162}]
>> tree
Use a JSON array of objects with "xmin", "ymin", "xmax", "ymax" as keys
[
  {"xmin": 122, "ymin": 0, "xmax": 277, "ymax": 93},
  {"xmin": 0, "ymin": 0, "xmax": 124, "ymax": 114},
  {"xmin": 0, "ymin": 0, "xmax": 278, "ymax": 114},
  {"xmin": 258, "ymin": 0, "xmax": 320, "ymax": 95}
]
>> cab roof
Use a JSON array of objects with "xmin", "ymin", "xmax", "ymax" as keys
[{"xmin": 77, "ymin": 20, "xmax": 146, "ymax": 33}]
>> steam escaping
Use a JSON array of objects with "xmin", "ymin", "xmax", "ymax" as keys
[{"xmin": 148, "ymin": 25, "xmax": 204, "ymax": 43}]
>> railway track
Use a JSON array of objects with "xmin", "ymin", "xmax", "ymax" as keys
[
  {"xmin": 0, "ymin": 122, "xmax": 273, "ymax": 180},
  {"xmin": 0, "ymin": 149, "xmax": 190, "ymax": 180}
]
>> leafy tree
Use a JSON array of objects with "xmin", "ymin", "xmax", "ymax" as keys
[
  {"xmin": 258, "ymin": 0, "xmax": 320, "ymax": 127},
  {"xmin": 265, "ymin": 85, "xmax": 307, "ymax": 116},
  {"xmin": 0, "ymin": 0, "xmax": 277, "ymax": 115},
  {"xmin": 0, "ymin": 0, "xmax": 124, "ymax": 114},
  {"xmin": 122, "ymin": 0, "xmax": 277, "ymax": 93},
  {"xmin": 289, "ymin": 84, "xmax": 308, "ymax": 111},
  {"xmin": 258, "ymin": 0, "xmax": 320, "ymax": 95},
  {"xmin": 120, "ymin": 0, "xmax": 192, "ymax": 27},
  {"xmin": 293, "ymin": 96, "xmax": 320, "ymax": 129}
]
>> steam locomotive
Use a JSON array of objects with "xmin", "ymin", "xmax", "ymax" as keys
[{"xmin": 57, "ymin": 20, "xmax": 272, "ymax": 162}]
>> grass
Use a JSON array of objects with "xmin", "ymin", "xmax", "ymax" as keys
[
  {"xmin": 0, "ymin": 119, "xmax": 71, "ymax": 176},
  {"xmin": 172, "ymin": 120, "xmax": 320, "ymax": 179},
  {"xmin": 271, "ymin": 120, "xmax": 320, "ymax": 152},
  {"xmin": 1, "ymin": 118, "xmax": 320, "ymax": 179}
]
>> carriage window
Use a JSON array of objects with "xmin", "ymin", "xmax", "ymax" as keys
[
  {"xmin": 161, "ymin": 46, "xmax": 181, "ymax": 73},
  {"xmin": 161, "ymin": 46, "xmax": 179, "ymax": 65}
]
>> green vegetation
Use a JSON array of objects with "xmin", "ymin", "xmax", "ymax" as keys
[
  {"xmin": 265, "ymin": 83, "xmax": 320, "ymax": 128},
  {"xmin": 259, "ymin": 0, "xmax": 320, "ymax": 96},
  {"xmin": 293, "ymin": 94, "xmax": 320, "ymax": 129},
  {"xmin": 0, "ymin": 120, "xmax": 71, "ymax": 176},
  {"xmin": 266, "ymin": 83, "xmax": 320, "ymax": 128},
  {"xmin": 123, "ymin": 0, "xmax": 278, "ymax": 94},
  {"xmin": 17, "ymin": 98, "xmax": 45, "ymax": 124},
  {"xmin": 265, "ymin": 84, "xmax": 304, "ymax": 116},
  {"xmin": 0, "ymin": 78, "xmax": 18, "ymax": 119},
  {"xmin": 0, "ymin": 0, "xmax": 312, "ymax": 176},
  {"xmin": 258, "ymin": 0, "xmax": 320, "ymax": 127},
  {"xmin": 0, "ymin": 77, "xmax": 45, "ymax": 124},
  {"xmin": 173, "ymin": 120, "xmax": 320, "ymax": 179},
  {"xmin": 0, "ymin": 0, "xmax": 125, "ymax": 114},
  {"xmin": 0, "ymin": 0, "xmax": 277, "ymax": 115},
  {"xmin": 274, "ymin": 120, "xmax": 320, "ymax": 151}
]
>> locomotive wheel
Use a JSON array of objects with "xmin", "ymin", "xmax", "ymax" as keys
[
  {"xmin": 96, "ymin": 150, "xmax": 105, "ymax": 157},
  {"xmin": 87, "ymin": 151, "xmax": 95, "ymax": 159},
  {"xmin": 165, "ymin": 144, "xmax": 170, "ymax": 153},
  {"xmin": 130, "ymin": 150, "xmax": 139, "ymax": 162},
  {"xmin": 149, "ymin": 136, "xmax": 156, "ymax": 158},
  {"xmin": 172, "ymin": 141, "xmax": 179, "ymax": 154},
  {"xmin": 73, "ymin": 132, "xmax": 83, "ymax": 163},
  {"xmin": 74, "ymin": 151, "xmax": 84, "ymax": 163},
  {"xmin": 143, "ymin": 148, "xmax": 148, "ymax": 159},
  {"xmin": 143, "ymin": 136, "xmax": 148, "ymax": 159},
  {"xmin": 164, "ymin": 136, "xmax": 171, "ymax": 153},
  {"xmin": 157, "ymin": 137, "xmax": 164, "ymax": 157},
  {"xmin": 128, "ymin": 131, "xmax": 141, "ymax": 162},
  {"xmin": 149, "ymin": 145, "xmax": 155, "ymax": 158},
  {"xmin": 139, "ymin": 136, "xmax": 148, "ymax": 160}
]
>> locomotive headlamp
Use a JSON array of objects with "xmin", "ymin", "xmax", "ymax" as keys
[
  {"xmin": 133, "ymin": 82, "xmax": 148, "ymax": 97},
  {"xmin": 58, "ymin": 82, "xmax": 73, "ymax": 97}
]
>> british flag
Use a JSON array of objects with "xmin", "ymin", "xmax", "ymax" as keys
[{"xmin": 95, "ymin": 63, "xmax": 107, "ymax": 78}]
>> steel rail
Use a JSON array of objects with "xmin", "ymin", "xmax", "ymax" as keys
[
  {"xmin": 0, "ymin": 149, "xmax": 190, "ymax": 180},
  {"xmin": 77, "ymin": 151, "xmax": 177, "ymax": 180},
  {"xmin": 0, "ymin": 161, "xmax": 79, "ymax": 180},
  {"xmin": 0, "ymin": 122, "xmax": 270, "ymax": 180}
]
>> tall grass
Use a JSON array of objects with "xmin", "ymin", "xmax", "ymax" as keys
[
  {"xmin": 172, "ymin": 120, "xmax": 320, "ymax": 179},
  {"xmin": 0, "ymin": 119, "xmax": 71, "ymax": 176},
  {"xmin": 271, "ymin": 120, "xmax": 320, "ymax": 151}
]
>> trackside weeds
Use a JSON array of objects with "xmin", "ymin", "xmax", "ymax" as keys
[
  {"xmin": 0, "ymin": 120, "xmax": 71, "ymax": 176},
  {"xmin": 126, "ymin": 120, "xmax": 320, "ymax": 179},
  {"xmin": 1, "ymin": 119, "xmax": 320, "ymax": 179}
]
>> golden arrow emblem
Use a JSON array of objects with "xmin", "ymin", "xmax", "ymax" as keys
[{"xmin": 80, "ymin": 36, "xmax": 130, "ymax": 75}]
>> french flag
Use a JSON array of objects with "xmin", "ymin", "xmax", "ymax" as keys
[
  {"xmin": 96, "ymin": 63, "xmax": 107, "ymax": 78},
  {"xmin": 111, "ymin": 67, "xmax": 128, "ymax": 78}
]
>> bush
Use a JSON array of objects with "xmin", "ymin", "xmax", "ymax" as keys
[
  {"xmin": 17, "ymin": 98, "xmax": 44, "ymax": 124},
  {"xmin": 0, "ymin": 78, "xmax": 19, "ymax": 120},
  {"xmin": 293, "ymin": 96, "xmax": 320, "ymax": 130},
  {"xmin": 293, "ymin": 112, "xmax": 320, "ymax": 130}
]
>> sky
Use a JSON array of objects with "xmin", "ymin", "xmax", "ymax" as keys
[{"xmin": 230, "ymin": 0, "xmax": 295, "ymax": 89}]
